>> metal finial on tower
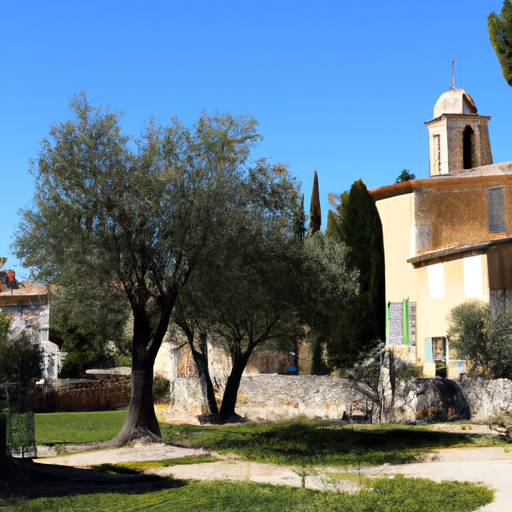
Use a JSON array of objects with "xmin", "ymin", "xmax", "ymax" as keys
[{"xmin": 451, "ymin": 58, "xmax": 455, "ymax": 90}]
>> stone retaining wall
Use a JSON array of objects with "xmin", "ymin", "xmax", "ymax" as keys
[
  {"xmin": 173, "ymin": 375, "xmax": 512, "ymax": 422},
  {"xmin": 174, "ymin": 375, "xmax": 378, "ymax": 420},
  {"xmin": 459, "ymin": 379, "xmax": 512, "ymax": 421}
]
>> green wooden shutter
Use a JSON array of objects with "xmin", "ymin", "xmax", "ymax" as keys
[{"xmin": 402, "ymin": 299, "xmax": 409, "ymax": 346}]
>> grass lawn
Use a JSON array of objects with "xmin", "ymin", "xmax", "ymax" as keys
[
  {"xmin": 6, "ymin": 413, "xmax": 500, "ymax": 511},
  {"xmin": 34, "ymin": 412, "xmax": 512, "ymax": 466},
  {"xmin": 160, "ymin": 417, "xmax": 512, "ymax": 467},
  {"xmin": 5, "ymin": 477, "xmax": 493, "ymax": 512},
  {"xmin": 35, "ymin": 410, "xmax": 127, "ymax": 445}
]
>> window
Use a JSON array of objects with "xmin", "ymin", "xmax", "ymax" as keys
[{"xmin": 487, "ymin": 187, "xmax": 505, "ymax": 232}]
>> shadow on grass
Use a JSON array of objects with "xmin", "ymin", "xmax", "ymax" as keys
[
  {"xmin": 162, "ymin": 420, "xmax": 512, "ymax": 466},
  {"xmin": 0, "ymin": 457, "xmax": 186, "ymax": 504}
]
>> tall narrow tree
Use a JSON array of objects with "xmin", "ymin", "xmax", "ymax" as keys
[
  {"xmin": 489, "ymin": 1, "xmax": 512, "ymax": 87},
  {"xmin": 308, "ymin": 170, "xmax": 321, "ymax": 236},
  {"xmin": 326, "ymin": 180, "xmax": 385, "ymax": 366}
]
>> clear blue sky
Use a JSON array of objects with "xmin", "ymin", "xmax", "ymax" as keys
[{"xmin": 1, "ymin": 1, "xmax": 511, "ymax": 279}]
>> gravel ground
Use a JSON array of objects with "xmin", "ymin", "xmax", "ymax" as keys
[{"xmin": 364, "ymin": 447, "xmax": 512, "ymax": 512}]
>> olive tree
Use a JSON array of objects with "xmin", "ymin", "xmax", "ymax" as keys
[
  {"xmin": 172, "ymin": 161, "xmax": 305, "ymax": 418},
  {"xmin": 50, "ymin": 281, "xmax": 131, "ymax": 377},
  {"xmin": 13, "ymin": 93, "xmax": 264, "ymax": 444},
  {"xmin": 447, "ymin": 299, "xmax": 512, "ymax": 379}
]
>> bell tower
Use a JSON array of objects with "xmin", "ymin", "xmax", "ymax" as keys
[{"xmin": 425, "ymin": 88, "xmax": 492, "ymax": 176}]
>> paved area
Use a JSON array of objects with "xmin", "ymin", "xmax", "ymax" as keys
[{"xmin": 364, "ymin": 447, "xmax": 512, "ymax": 512}]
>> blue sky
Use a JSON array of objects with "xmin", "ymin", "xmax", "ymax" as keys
[{"xmin": 1, "ymin": 1, "xmax": 511, "ymax": 278}]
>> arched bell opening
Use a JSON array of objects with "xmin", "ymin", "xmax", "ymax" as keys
[{"xmin": 463, "ymin": 125, "xmax": 475, "ymax": 169}]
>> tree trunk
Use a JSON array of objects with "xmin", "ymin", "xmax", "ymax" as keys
[
  {"xmin": 109, "ymin": 308, "xmax": 170, "ymax": 446},
  {"xmin": 219, "ymin": 354, "xmax": 249, "ymax": 417},
  {"xmin": 191, "ymin": 333, "xmax": 218, "ymax": 414},
  {"xmin": 177, "ymin": 320, "xmax": 219, "ymax": 415}
]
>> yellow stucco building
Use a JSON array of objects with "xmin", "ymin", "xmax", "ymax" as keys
[{"xmin": 371, "ymin": 88, "xmax": 512, "ymax": 378}]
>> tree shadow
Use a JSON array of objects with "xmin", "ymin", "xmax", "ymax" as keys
[{"xmin": 0, "ymin": 458, "xmax": 186, "ymax": 502}]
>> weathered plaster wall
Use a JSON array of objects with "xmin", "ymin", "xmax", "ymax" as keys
[
  {"xmin": 446, "ymin": 117, "xmax": 492, "ymax": 171},
  {"xmin": 414, "ymin": 176, "xmax": 512, "ymax": 254},
  {"xmin": 375, "ymin": 193, "xmax": 417, "ymax": 302},
  {"xmin": 0, "ymin": 285, "xmax": 60, "ymax": 379},
  {"xmin": 415, "ymin": 256, "xmax": 488, "ymax": 367},
  {"xmin": 426, "ymin": 114, "xmax": 492, "ymax": 176}
]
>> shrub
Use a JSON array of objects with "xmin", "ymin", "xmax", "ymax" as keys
[{"xmin": 153, "ymin": 376, "xmax": 170, "ymax": 403}]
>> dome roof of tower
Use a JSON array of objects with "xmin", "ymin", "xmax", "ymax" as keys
[{"xmin": 433, "ymin": 88, "xmax": 478, "ymax": 118}]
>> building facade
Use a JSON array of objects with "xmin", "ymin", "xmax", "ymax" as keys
[{"xmin": 371, "ymin": 88, "xmax": 512, "ymax": 378}]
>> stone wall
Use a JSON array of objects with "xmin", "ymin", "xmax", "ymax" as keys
[
  {"xmin": 174, "ymin": 375, "xmax": 378, "ymax": 421},
  {"xmin": 173, "ymin": 375, "xmax": 512, "ymax": 422},
  {"xmin": 26, "ymin": 376, "xmax": 131, "ymax": 413},
  {"xmin": 459, "ymin": 378, "xmax": 512, "ymax": 421}
]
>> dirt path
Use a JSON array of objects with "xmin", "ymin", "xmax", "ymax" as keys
[
  {"xmin": 34, "ymin": 443, "xmax": 360, "ymax": 492},
  {"xmin": 35, "ymin": 444, "xmax": 511, "ymax": 510}
]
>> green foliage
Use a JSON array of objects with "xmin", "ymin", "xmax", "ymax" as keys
[
  {"xmin": 489, "ymin": 1, "xmax": 512, "ymax": 86},
  {"xmin": 8, "ymin": 411, "xmax": 36, "ymax": 458},
  {"xmin": 302, "ymin": 232, "xmax": 358, "ymax": 374},
  {"xmin": 50, "ymin": 282, "xmax": 131, "ymax": 377},
  {"xmin": 14, "ymin": 92, "xmax": 278, "ymax": 441},
  {"xmin": 0, "ymin": 311, "xmax": 9, "ymax": 337},
  {"xmin": 395, "ymin": 169, "xmax": 415, "ymax": 183},
  {"xmin": 35, "ymin": 411, "xmax": 127, "ymax": 445},
  {"xmin": 325, "ymin": 191, "xmax": 348, "ymax": 241},
  {"xmin": 4, "ymin": 478, "xmax": 493, "ymax": 512},
  {"xmin": 172, "ymin": 159, "xmax": 304, "ymax": 415},
  {"xmin": 153, "ymin": 376, "xmax": 170, "ymax": 403},
  {"xmin": 310, "ymin": 336, "xmax": 330, "ymax": 375},
  {"xmin": 394, "ymin": 362, "xmax": 422, "ymax": 381},
  {"xmin": 308, "ymin": 170, "xmax": 321, "ymax": 235},
  {"xmin": 0, "ymin": 312, "xmax": 42, "ymax": 384},
  {"xmin": 325, "ymin": 180, "xmax": 385, "ymax": 367},
  {"xmin": 447, "ymin": 299, "xmax": 512, "ymax": 378}
]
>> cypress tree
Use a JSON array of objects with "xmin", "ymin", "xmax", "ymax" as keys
[
  {"xmin": 489, "ymin": 1, "xmax": 512, "ymax": 87},
  {"xmin": 328, "ymin": 180, "xmax": 385, "ymax": 366},
  {"xmin": 308, "ymin": 171, "xmax": 321, "ymax": 236}
]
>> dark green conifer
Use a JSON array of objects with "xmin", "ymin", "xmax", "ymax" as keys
[
  {"xmin": 489, "ymin": 1, "xmax": 512, "ymax": 86},
  {"xmin": 327, "ymin": 180, "xmax": 385, "ymax": 366},
  {"xmin": 308, "ymin": 171, "xmax": 321, "ymax": 236}
]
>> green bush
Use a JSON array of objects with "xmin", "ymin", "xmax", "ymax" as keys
[
  {"xmin": 395, "ymin": 363, "xmax": 422, "ymax": 381},
  {"xmin": 153, "ymin": 376, "xmax": 170, "ymax": 403}
]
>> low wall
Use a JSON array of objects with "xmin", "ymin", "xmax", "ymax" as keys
[
  {"xmin": 459, "ymin": 379, "xmax": 512, "ymax": 421},
  {"xmin": 173, "ymin": 375, "xmax": 512, "ymax": 422},
  {"xmin": 26, "ymin": 376, "xmax": 131, "ymax": 413},
  {"xmin": 174, "ymin": 375, "xmax": 376, "ymax": 420},
  {"xmin": 11, "ymin": 373, "xmax": 512, "ymax": 421}
]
